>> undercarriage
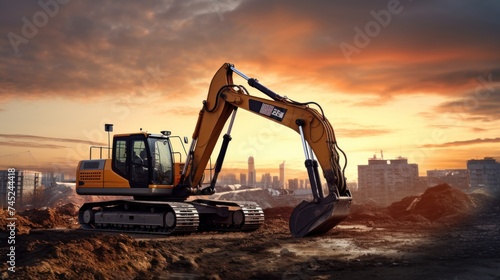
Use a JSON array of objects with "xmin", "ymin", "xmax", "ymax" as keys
[{"xmin": 78, "ymin": 199, "xmax": 264, "ymax": 234}]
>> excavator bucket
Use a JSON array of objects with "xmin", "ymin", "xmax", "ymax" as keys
[{"xmin": 289, "ymin": 192, "xmax": 351, "ymax": 238}]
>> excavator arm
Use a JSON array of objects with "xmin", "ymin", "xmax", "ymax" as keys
[{"xmin": 178, "ymin": 63, "xmax": 352, "ymax": 237}]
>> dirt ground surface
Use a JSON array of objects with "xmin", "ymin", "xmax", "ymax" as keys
[{"xmin": 1, "ymin": 184, "xmax": 500, "ymax": 280}]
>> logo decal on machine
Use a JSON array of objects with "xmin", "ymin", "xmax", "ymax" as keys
[{"xmin": 249, "ymin": 100, "xmax": 287, "ymax": 122}]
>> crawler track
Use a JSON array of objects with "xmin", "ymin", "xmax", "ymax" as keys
[{"xmin": 78, "ymin": 199, "xmax": 264, "ymax": 235}]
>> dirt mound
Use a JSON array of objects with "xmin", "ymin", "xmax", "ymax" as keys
[
  {"xmin": 55, "ymin": 203, "xmax": 80, "ymax": 216},
  {"xmin": 215, "ymin": 189, "xmax": 278, "ymax": 209},
  {"xmin": 385, "ymin": 196, "xmax": 420, "ymax": 219},
  {"xmin": 6, "ymin": 232, "xmax": 165, "ymax": 280},
  {"xmin": 344, "ymin": 201, "xmax": 394, "ymax": 226},
  {"xmin": 413, "ymin": 184, "xmax": 475, "ymax": 221},
  {"xmin": 469, "ymin": 189, "xmax": 500, "ymax": 211},
  {"xmin": 387, "ymin": 184, "xmax": 476, "ymax": 223},
  {"xmin": 15, "ymin": 205, "xmax": 79, "ymax": 231},
  {"xmin": 0, "ymin": 208, "xmax": 35, "ymax": 234},
  {"xmin": 20, "ymin": 208, "xmax": 65, "ymax": 228},
  {"xmin": 349, "ymin": 184, "xmax": 478, "ymax": 227}
]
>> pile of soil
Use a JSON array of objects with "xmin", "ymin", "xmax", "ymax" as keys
[
  {"xmin": 214, "ymin": 189, "xmax": 281, "ymax": 209},
  {"xmin": 346, "ymin": 184, "xmax": 486, "ymax": 227},
  {"xmin": 0, "ymin": 203, "xmax": 80, "ymax": 234},
  {"xmin": 346, "ymin": 201, "xmax": 395, "ymax": 226},
  {"xmin": 55, "ymin": 203, "xmax": 80, "ymax": 216},
  {"xmin": 5, "ymin": 232, "xmax": 163, "ymax": 279},
  {"xmin": 0, "ymin": 208, "xmax": 35, "ymax": 235},
  {"xmin": 386, "ymin": 184, "xmax": 476, "ymax": 223}
]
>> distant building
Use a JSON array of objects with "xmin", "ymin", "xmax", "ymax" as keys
[
  {"xmin": 248, "ymin": 156, "xmax": 256, "ymax": 187},
  {"xmin": 41, "ymin": 171, "xmax": 66, "ymax": 187},
  {"xmin": 427, "ymin": 169, "xmax": 469, "ymax": 191},
  {"xmin": 219, "ymin": 173, "xmax": 237, "ymax": 185},
  {"xmin": 357, "ymin": 155, "xmax": 419, "ymax": 206},
  {"xmin": 467, "ymin": 157, "xmax": 500, "ymax": 194},
  {"xmin": 347, "ymin": 181, "xmax": 358, "ymax": 192},
  {"xmin": 288, "ymin": 178, "xmax": 299, "ymax": 190},
  {"xmin": 239, "ymin": 173, "xmax": 247, "ymax": 186},
  {"xmin": 260, "ymin": 173, "xmax": 272, "ymax": 188},
  {"xmin": 272, "ymin": 176, "xmax": 279, "ymax": 189},
  {"xmin": 0, "ymin": 169, "xmax": 41, "ymax": 209},
  {"xmin": 279, "ymin": 161, "xmax": 285, "ymax": 189}
]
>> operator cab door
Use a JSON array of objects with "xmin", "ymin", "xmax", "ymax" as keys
[
  {"xmin": 112, "ymin": 135, "xmax": 150, "ymax": 188},
  {"xmin": 148, "ymin": 137, "xmax": 174, "ymax": 185}
]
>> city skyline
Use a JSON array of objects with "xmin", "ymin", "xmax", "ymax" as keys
[
  {"xmin": 1, "ymin": 154, "xmax": 498, "ymax": 188},
  {"xmin": 210, "ymin": 154, "xmax": 499, "ymax": 187},
  {"xmin": 1, "ymin": 1, "xmax": 499, "ymax": 181}
]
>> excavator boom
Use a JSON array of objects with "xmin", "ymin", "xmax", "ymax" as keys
[{"xmin": 178, "ymin": 63, "xmax": 352, "ymax": 237}]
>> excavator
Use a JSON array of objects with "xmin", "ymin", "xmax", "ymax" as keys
[{"xmin": 76, "ymin": 63, "xmax": 352, "ymax": 237}]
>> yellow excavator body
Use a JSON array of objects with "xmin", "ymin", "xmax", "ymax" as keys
[{"xmin": 76, "ymin": 63, "xmax": 351, "ymax": 237}]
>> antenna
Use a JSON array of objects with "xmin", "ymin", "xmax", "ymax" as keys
[{"xmin": 104, "ymin": 124, "xmax": 113, "ymax": 158}]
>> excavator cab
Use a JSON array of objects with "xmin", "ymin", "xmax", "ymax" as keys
[
  {"xmin": 76, "ymin": 132, "xmax": 182, "ymax": 198},
  {"xmin": 112, "ymin": 133, "xmax": 174, "ymax": 188}
]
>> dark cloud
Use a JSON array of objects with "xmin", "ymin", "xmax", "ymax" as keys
[
  {"xmin": 0, "ymin": 141, "xmax": 65, "ymax": 149},
  {"xmin": 420, "ymin": 137, "xmax": 500, "ymax": 148},
  {"xmin": 430, "ymin": 86, "xmax": 500, "ymax": 122},
  {"xmin": 0, "ymin": 134, "xmax": 105, "ymax": 147},
  {"xmin": 0, "ymin": 0, "xmax": 499, "ymax": 106}
]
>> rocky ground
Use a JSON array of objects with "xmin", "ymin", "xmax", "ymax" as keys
[{"xmin": 1, "ymin": 184, "xmax": 500, "ymax": 280}]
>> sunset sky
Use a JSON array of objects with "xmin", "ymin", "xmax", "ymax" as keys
[{"xmin": 1, "ymin": 0, "xmax": 499, "ymax": 183}]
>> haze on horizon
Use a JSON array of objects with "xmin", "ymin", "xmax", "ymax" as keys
[{"xmin": 1, "ymin": 0, "xmax": 499, "ymax": 182}]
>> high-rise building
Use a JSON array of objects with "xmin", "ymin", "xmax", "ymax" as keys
[
  {"xmin": 261, "ymin": 173, "xmax": 272, "ymax": 188},
  {"xmin": 240, "ymin": 173, "xmax": 247, "ymax": 186},
  {"xmin": 272, "ymin": 176, "xmax": 279, "ymax": 189},
  {"xmin": 288, "ymin": 178, "xmax": 299, "ymax": 190},
  {"xmin": 248, "ymin": 156, "xmax": 256, "ymax": 187},
  {"xmin": 467, "ymin": 157, "xmax": 500, "ymax": 194},
  {"xmin": 0, "ymin": 169, "xmax": 41, "ymax": 208},
  {"xmin": 357, "ymin": 155, "xmax": 419, "ymax": 206},
  {"xmin": 219, "ymin": 173, "xmax": 237, "ymax": 185},
  {"xmin": 427, "ymin": 169, "xmax": 469, "ymax": 191},
  {"xmin": 279, "ymin": 161, "xmax": 285, "ymax": 189},
  {"xmin": 299, "ymin": 179, "xmax": 305, "ymax": 189}
]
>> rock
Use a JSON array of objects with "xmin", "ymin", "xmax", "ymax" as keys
[{"xmin": 280, "ymin": 248, "xmax": 296, "ymax": 257}]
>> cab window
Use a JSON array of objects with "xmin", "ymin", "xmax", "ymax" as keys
[
  {"xmin": 131, "ymin": 140, "xmax": 148, "ymax": 183},
  {"xmin": 150, "ymin": 138, "xmax": 173, "ymax": 185},
  {"xmin": 114, "ymin": 140, "xmax": 128, "ymax": 176}
]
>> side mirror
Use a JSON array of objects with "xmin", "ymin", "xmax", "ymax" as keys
[{"xmin": 183, "ymin": 136, "xmax": 189, "ymax": 144}]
